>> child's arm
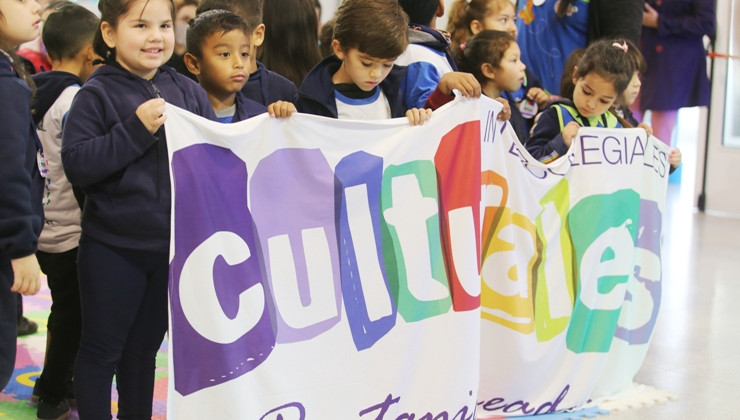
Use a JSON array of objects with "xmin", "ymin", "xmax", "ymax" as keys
[
  {"xmin": 436, "ymin": 72, "xmax": 481, "ymax": 99},
  {"xmin": 267, "ymin": 101, "xmax": 297, "ymax": 118},
  {"xmin": 62, "ymin": 90, "xmax": 162, "ymax": 187},
  {"xmin": 406, "ymin": 107, "xmax": 433, "ymax": 126},
  {"xmin": 10, "ymin": 254, "xmax": 40, "ymax": 296},
  {"xmin": 423, "ymin": 72, "xmax": 481, "ymax": 111},
  {"xmin": 638, "ymin": 122, "xmax": 654, "ymax": 137},
  {"xmin": 526, "ymin": 107, "xmax": 575, "ymax": 161},
  {"xmin": 526, "ymin": 87, "xmax": 551, "ymax": 109},
  {"xmin": 669, "ymin": 147, "xmax": 682, "ymax": 169}
]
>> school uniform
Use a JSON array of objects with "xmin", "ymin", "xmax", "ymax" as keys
[
  {"xmin": 395, "ymin": 24, "xmax": 457, "ymax": 108},
  {"xmin": 232, "ymin": 91, "xmax": 267, "ymax": 123},
  {"xmin": 296, "ymin": 54, "xmax": 408, "ymax": 119},
  {"xmin": 30, "ymin": 70, "xmax": 85, "ymax": 405},
  {"xmin": 526, "ymin": 99, "xmax": 621, "ymax": 163},
  {"xmin": 0, "ymin": 52, "xmax": 44, "ymax": 391},
  {"xmin": 243, "ymin": 61, "xmax": 299, "ymax": 106},
  {"xmin": 61, "ymin": 61, "xmax": 215, "ymax": 418},
  {"xmin": 501, "ymin": 68, "xmax": 544, "ymax": 134}
]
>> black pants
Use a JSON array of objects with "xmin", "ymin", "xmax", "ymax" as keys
[
  {"xmin": 0, "ymin": 259, "xmax": 17, "ymax": 391},
  {"xmin": 74, "ymin": 235, "xmax": 168, "ymax": 420},
  {"xmin": 34, "ymin": 247, "xmax": 81, "ymax": 404}
]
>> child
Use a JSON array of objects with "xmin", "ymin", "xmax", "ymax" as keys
[
  {"xmin": 610, "ymin": 40, "xmax": 682, "ymax": 172},
  {"xmin": 29, "ymin": 4, "xmax": 98, "ymax": 418},
  {"xmin": 395, "ymin": 0, "xmax": 458, "ymax": 108},
  {"xmin": 449, "ymin": 0, "xmax": 549, "ymax": 132},
  {"xmin": 295, "ymin": 0, "xmax": 432, "ymax": 125},
  {"xmin": 457, "ymin": 30, "xmax": 529, "ymax": 142},
  {"xmin": 59, "ymin": 0, "xmax": 216, "ymax": 416},
  {"xmin": 184, "ymin": 9, "xmax": 268, "ymax": 122},
  {"xmin": 166, "ymin": 0, "xmax": 198, "ymax": 81},
  {"xmin": 526, "ymin": 39, "xmax": 634, "ymax": 163},
  {"xmin": 196, "ymin": 0, "xmax": 299, "ymax": 106},
  {"xmin": 0, "ymin": 0, "xmax": 43, "ymax": 392}
]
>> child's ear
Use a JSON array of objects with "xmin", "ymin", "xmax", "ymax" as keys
[
  {"xmin": 571, "ymin": 66, "xmax": 578, "ymax": 85},
  {"xmin": 436, "ymin": 0, "xmax": 445, "ymax": 18},
  {"xmin": 331, "ymin": 39, "xmax": 345, "ymax": 60},
  {"xmin": 183, "ymin": 53, "xmax": 201, "ymax": 77},
  {"xmin": 481, "ymin": 63, "xmax": 496, "ymax": 80},
  {"xmin": 252, "ymin": 23, "xmax": 265, "ymax": 47},
  {"xmin": 100, "ymin": 21, "xmax": 116, "ymax": 49},
  {"xmin": 470, "ymin": 19, "xmax": 483, "ymax": 35}
]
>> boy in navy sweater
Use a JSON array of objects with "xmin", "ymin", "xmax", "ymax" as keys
[
  {"xmin": 196, "ymin": 0, "xmax": 299, "ymax": 106},
  {"xmin": 184, "ymin": 9, "xmax": 267, "ymax": 122}
]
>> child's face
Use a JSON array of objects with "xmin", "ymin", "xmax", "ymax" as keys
[
  {"xmin": 102, "ymin": 0, "xmax": 174, "ymax": 80},
  {"xmin": 332, "ymin": 41, "xmax": 396, "ymax": 92},
  {"xmin": 195, "ymin": 29, "xmax": 250, "ymax": 100},
  {"xmin": 618, "ymin": 71, "xmax": 641, "ymax": 106},
  {"xmin": 571, "ymin": 72, "xmax": 617, "ymax": 118},
  {"xmin": 492, "ymin": 42, "xmax": 526, "ymax": 93},
  {"xmin": 0, "ymin": 0, "xmax": 41, "ymax": 47},
  {"xmin": 482, "ymin": 4, "xmax": 517, "ymax": 38}
]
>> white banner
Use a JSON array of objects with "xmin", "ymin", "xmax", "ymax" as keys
[
  {"xmin": 165, "ymin": 97, "xmax": 670, "ymax": 419},
  {"xmin": 165, "ymin": 97, "xmax": 492, "ymax": 419},
  {"xmin": 477, "ymin": 118, "xmax": 670, "ymax": 417}
]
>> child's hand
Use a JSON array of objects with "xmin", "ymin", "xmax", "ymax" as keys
[
  {"xmin": 526, "ymin": 87, "xmax": 550, "ymax": 108},
  {"xmin": 136, "ymin": 98, "xmax": 167, "ymax": 134},
  {"xmin": 638, "ymin": 122, "xmax": 654, "ymax": 137},
  {"xmin": 562, "ymin": 121, "xmax": 580, "ymax": 147},
  {"xmin": 406, "ymin": 107, "xmax": 433, "ymax": 126},
  {"xmin": 494, "ymin": 98, "xmax": 511, "ymax": 121},
  {"xmin": 437, "ymin": 72, "xmax": 481, "ymax": 98},
  {"xmin": 10, "ymin": 254, "xmax": 40, "ymax": 296},
  {"xmin": 669, "ymin": 147, "xmax": 682, "ymax": 169},
  {"xmin": 268, "ymin": 101, "xmax": 297, "ymax": 118}
]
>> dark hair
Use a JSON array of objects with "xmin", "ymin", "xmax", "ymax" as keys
[
  {"xmin": 446, "ymin": 0, "xmax": 511, "ymax": 51},
  {"xmin": 186, "ymin": 9, "xmax": 250, "ymax": 58},
  {"xmin": 258, "ymin": 0, "xmax": 321, "ymax": 86},
  {"xmin": 196, "ymin": 0, "xmax": 262, "ymax": 32},
  {"xmin": 398, "ymin": 0, "xmax": 438, "ymax": 26},
  {"xmin": 457, "ymin": 29, "xmax": 515, "ymax": 85},
  {"xmin": 333, "ymin": 0, "xmax": 409, "ymax": 60},
  {"xmin": 43, "ymin": 4, "xmax": 99, "ymax": 61},
  {"xmin": 623, "ymin": 39, "xmax": 646, "ymax": 74},
  {"xmin": 573, "ymin": 38, "xmax": 635, "ymax": 96},
  {"xmin": 93, "ymin": 0, "xmax": 177, "ymax": 61},
  {"xmin": 559, "ymin": 48, "xmax": 585, "ymax": 100},
  {"xmin": 319, "ymin": 16, "xmax": 335, "ymax": 58}
]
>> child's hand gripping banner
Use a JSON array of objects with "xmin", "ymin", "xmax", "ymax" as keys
[
  {"xmin": 164, "ymin": 96, "xmax": 670, "ymax": 419},
  {"xmin": 164, "ymin": 97, "xmax": 492, "ymax": 419}
]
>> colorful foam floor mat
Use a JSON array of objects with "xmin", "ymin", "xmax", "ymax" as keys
[{"xmin": 0, "ymin": 277, "xmax": 168, "ymax": 420}]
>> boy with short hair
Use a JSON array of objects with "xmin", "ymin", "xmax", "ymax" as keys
[
  {"xmin": 184, "ymin": 9, "xmax": 267, "ymax": 123},
  {"xmin": 28, "ymin": 3, "xmax": 99, "ymax": 419},
  {"xmin": 195, "ymin": 0, "xmax": 299, "ymax": 106},
  {"xmin": 295, "ymin": 0, "xmax": 434, "ymax": 125}
]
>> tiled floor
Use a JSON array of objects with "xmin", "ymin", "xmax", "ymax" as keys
[{"xmin": 602, "ymin": 108, "xmax": 740, "ymax": 418}]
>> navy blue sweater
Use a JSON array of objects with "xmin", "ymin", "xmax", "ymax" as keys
[
  {"xmin": 296, "ymin": 55, "xmax": 409, "ymax": 119},
  {"xmin": 0, "ymin": 54, "xmax": 44, "ymax": 262},
  {"xmin": 233, "ymin": 90, "xmax": 267, "ymax": 123},
  {"xmin": 243, "ymin": 61, "xmax": 298, "ymax": 106},
  {"xmin": 61, "ymin": 62, "xmax": 216, "ymax": 252}
]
